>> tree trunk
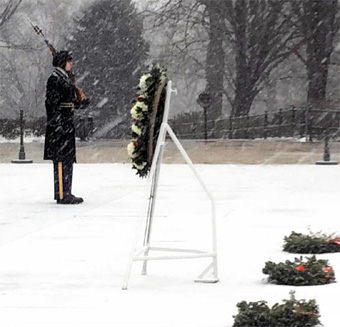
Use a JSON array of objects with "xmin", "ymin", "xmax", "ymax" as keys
[
  {"xmin": 233, "ymin": 0, "xmax": 253, "ymax": 117},
  {"xmin": 305, "ymin": 0, "xmax": 338, "ymax": 106},
  {"xmin": 306, "ymin": 62, "xmax": 329, "ymax": 103},
  {"xmin": 205, "ymin": 1, "xmax": 225, "ymax": 124}
]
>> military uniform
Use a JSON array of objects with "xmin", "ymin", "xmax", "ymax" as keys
[{"xmin": 44, "ymin": 51, "xmax": 84, "ymax": 204}]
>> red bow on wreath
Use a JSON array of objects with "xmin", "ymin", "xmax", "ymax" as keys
[
  {"xmin": 328, "ymin": 237, "xmax": 340, "ymax": 245},
  {"xmin": 296, "ymin": 264, "xmax": 306, "ymax": 272},
  {"xmin": 323, "ymin": 266, "xmax": 333, "ymax": 273},
  {"xmin": 323, "ymin": 266, "xmax": 333, "ymax": 280}
]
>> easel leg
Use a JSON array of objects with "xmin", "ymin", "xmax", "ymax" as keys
[
  {"xmin": 164, "ymin": 123, "xmax": 219, "ymax": 282},
  {"xmin": 142, "ymin": 144, "xmax": 164, "ymax": 275},
  {"xmin": 122, "ymin": 124, "xmax": 167, "ymax": 290},
  {"xmin": 122, "ymin": 182, "xmax": 152, "ymax": 290}
]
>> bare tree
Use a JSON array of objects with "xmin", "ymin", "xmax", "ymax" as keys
[
  {"xmin": 0, "ymin": 0, "xmax": 77, "ymax": 119},
  {"xmin": 143, "ymin": 0, "xmax": 226, "ymax": 123},
  {"xmin": 222, "ymin": 0, "xmax": 301, "ymax": 116},
  {"xmin": 201, "ymin": 0, "xmax": 225, "ymax": 121},
  {"xmin": 0, "ymin": 0, "xmax": 22, "ymax": 28},
  {"xmin": 143, "ymin": 0, "xmax": 301, "ymax": 121},
  {"xmin": 0, "ymin": 0, "xmax": 27, "ymax": 50},
  {"xmin": 292, "ymin": 0, "xmax": 339, "ymax": 107}
]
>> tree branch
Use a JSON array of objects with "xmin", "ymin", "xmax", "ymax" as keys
[{"xmin": 0, "ymin": 0, "xmax": 23, "ymax": 28}]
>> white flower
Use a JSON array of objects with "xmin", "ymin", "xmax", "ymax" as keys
[
  {"xmin": 127, "ymin": 142, "xmax": 137, "ymax": 158},
  {"xmin": 138, "ymin": 73, "xmax": 151, "ymax": 91},
  {"xmin": 133, "ymin": 161, "xmax": 147, "ymax": 170},
  {"xmin": 130, "ymin": 105, "xmax": 142, "ymax": 120},
  {"xmin": 136, "ymin": 101, "xmax": 148, "ymax": 112},
  {"xmin": 131, "ymin": 124, "xmax": 142, "ymax": 136}
]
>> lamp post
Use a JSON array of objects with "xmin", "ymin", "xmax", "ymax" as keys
[
  {"xmin": 197, "ymin": 91, "xmax": 212, "ymax": 142},
  {"xmin": 11, "ymin": 109, "xmax": 33, "ymax": 164},
  {"xmin": 315, "ymin": 133, "xmax": 338, "ymax": 165}
]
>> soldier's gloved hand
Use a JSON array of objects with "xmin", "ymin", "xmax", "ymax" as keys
[{"xmin": 81, "ymin": 98, "xmax": 90, "ymax": 109}]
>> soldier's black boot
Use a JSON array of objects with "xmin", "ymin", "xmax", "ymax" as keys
[
  {"xmin": 57, "ymin": 194, "xmax": 84, "ymax": 204},
  {"xmin": 70, "ymin": 194, "xmax": 84, "ymax": 203}
]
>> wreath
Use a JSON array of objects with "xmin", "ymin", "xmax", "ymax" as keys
[
  {"xmin": 127, "ymin": 65, "xmax": 168, "ymax": 178},
  {"xmin": 262, "ymin": 255, "xmax": 335, "ymax": 286},
  {"xmin": 283, "ymin": 231, "xmax": 340, "ymax": 254},
  {"xmin": 232, "ymin": 291, "xmax": 321, "ymax": 327}
]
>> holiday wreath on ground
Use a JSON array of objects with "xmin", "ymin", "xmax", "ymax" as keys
[
  {"xmin": 127, "ymin": 65, "xmax": 168, "ymax": 178},
  {"xmin": 262, "ymin": 255, "xmax": 335, "ymax": 286},
  {"xmin": 283, "ymin": 231, "xmax": 340, "ymax": 254},
  {"xmin": 232, "ymin": 291, "xmax": 321, "ymax": 327}
]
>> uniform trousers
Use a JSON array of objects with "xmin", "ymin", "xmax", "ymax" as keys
[{"xmin": 53, "ymin": 159, "xmax": 73, "ymax": 200}]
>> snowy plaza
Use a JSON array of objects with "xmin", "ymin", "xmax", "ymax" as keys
[
  {"xmin": 0, "ymin": 161, "xmax": 339, "ymax": 327},
  {"xmin": 0, "ymin": 0, "xmax": 339, "ymax": 326}
]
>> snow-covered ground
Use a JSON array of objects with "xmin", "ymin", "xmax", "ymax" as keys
[{"xmin": 0, "ymin": 163, "xmax": 339, "ymax": 327}]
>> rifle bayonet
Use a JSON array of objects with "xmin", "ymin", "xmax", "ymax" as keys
[{"xmin": 28, "ymin": 18, "xmax": 56, "ymax": 55}]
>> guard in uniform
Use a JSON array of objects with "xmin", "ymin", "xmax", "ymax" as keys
[{"xmin": 44, "ymin": 50, "xmax": 86, "ymax": 204}]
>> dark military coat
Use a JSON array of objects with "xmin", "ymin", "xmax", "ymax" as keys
[{"xmin": 44, "ymin": 68, "xmax": 78, "ymax": 161}]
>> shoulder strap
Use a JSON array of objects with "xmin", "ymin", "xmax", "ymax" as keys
[{"xmin": 52, "ymin": 68, "xmax": 73, "ymax": 86}]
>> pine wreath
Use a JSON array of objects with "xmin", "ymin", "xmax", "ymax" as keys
[
  {"xmin": 232, "ymin": 291, "xmax": 321, "ymax": 327},
  {"xmin": 283, "ymin": 231, "xmax": 340, "ymax": 254},
  {"xmin": 263, "ymin": 255, "xmax": 335, "ymax": 286},
  {"xmin": 127, "ymin": 65, "xmax": 168, "ymax": 178}
]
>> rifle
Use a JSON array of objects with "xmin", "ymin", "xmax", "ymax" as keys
[{"xmin": 28, "ymin": 19, "xmax": 89, "ymax": 107}]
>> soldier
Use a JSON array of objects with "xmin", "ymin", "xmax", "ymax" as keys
[{"xmin": 44, "ymin": 50, "xmax": 87, "ymax": 204}]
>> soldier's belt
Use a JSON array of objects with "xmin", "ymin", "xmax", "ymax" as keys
[{"xmin": 60, "ymin": 102, "xmax": 75, "ymax": 108}]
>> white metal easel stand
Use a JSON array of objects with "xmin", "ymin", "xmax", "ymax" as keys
[{"xmin": 122, "ymin": 81, "xmax": 219, "ymax": 290}]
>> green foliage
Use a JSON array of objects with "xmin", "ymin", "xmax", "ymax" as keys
[
  {"xmin": 0, "ymin": 119, "xmax": 20, "ymax": 139},
  {"xmin": 0, "ymin": 117, "xmax": 46, "ymax": 138},
  {"xmin": 283, "ymin": 231, "xmax": 340, "ymax": 254},
  {"xmin": 68, "ymin": 0, "xmax": 149, "ymax": 138},
  {"xmin": 233, "ymin": 292, "xmax": 321, "ymax": 327},
  {"xmin": 26, "ymin": 117, "xmax": 46, "ymax": 137},
  {"xmin": 263, "ymin": 255, "xmax": 335, "ymax": 286},
  {"xmin": 233, "ymin": 301, "xmax": 273, "ymax": 326}
]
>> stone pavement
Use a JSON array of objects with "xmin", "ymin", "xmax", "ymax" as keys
[{"xmin": 1, "ymin": 138, "xmax": 339, "ymax": 164}]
